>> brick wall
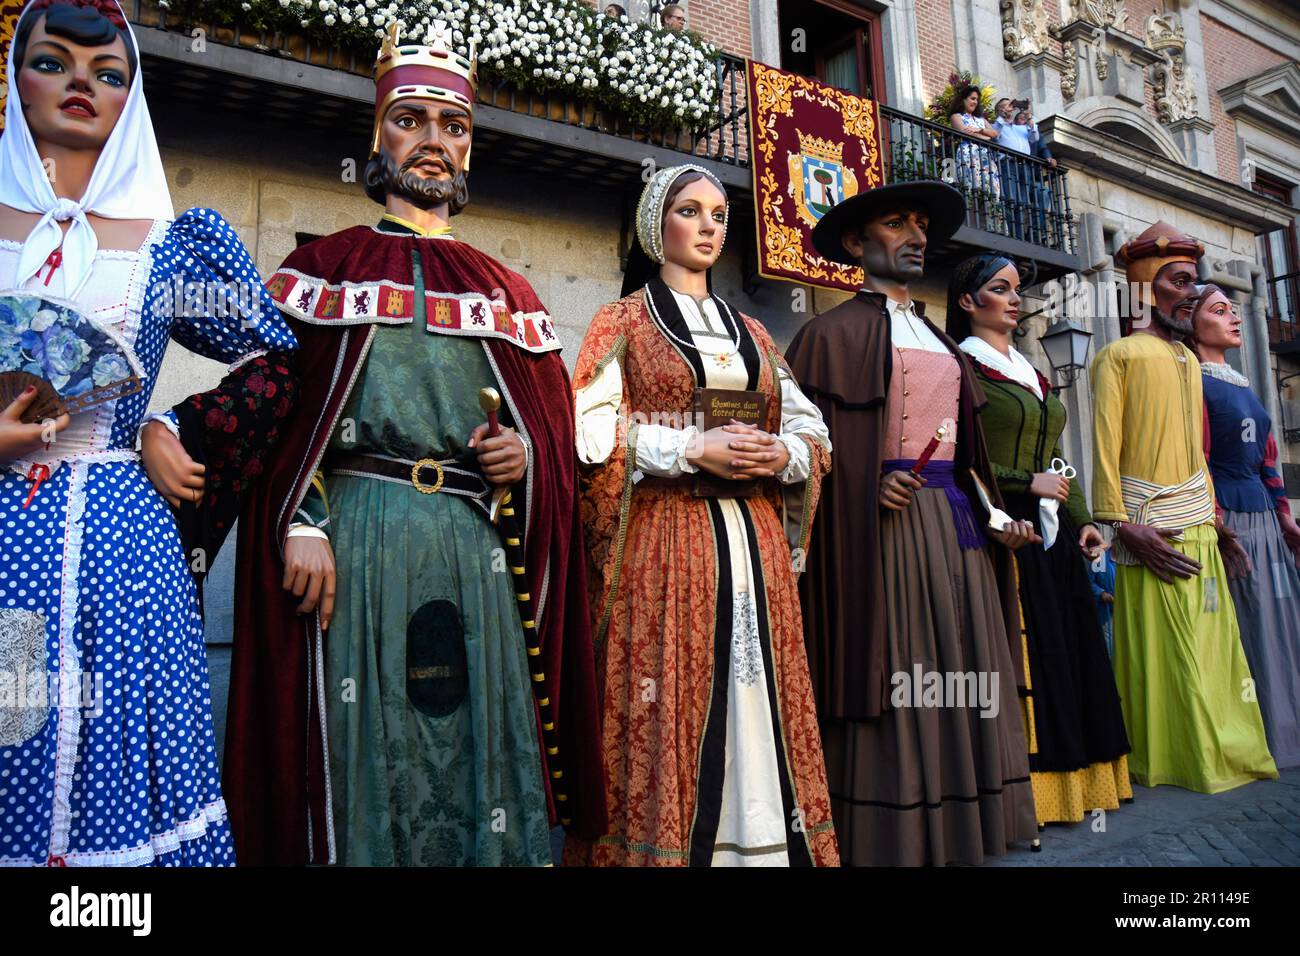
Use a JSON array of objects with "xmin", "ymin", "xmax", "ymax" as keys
[
  {"xmin": 684, "ymin": 0, "xmax": 753, "ymax": 58},
  {"xmin": 1201, "ymin": 12, "xmax": 1288, "ymax": 182},
  {"xmin": 1123, "ymin": 0, "xmax": 1164, "ymax": 39},
  {"xmin": 914, "ymin": 0, "xmax": 957, "ymax": 107},
  {"xmin": 579, "ymin": 0, "xmax": 751, "ymax": 58}
]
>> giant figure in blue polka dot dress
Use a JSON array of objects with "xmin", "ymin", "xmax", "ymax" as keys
[{"xmin": 0, "ymin": 0, "xmax": 297, "ymax": 866}]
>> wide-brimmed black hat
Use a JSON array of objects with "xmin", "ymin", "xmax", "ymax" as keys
[{"xmin": 810, "ymin": 180, "xmax": 966, "ymax": 266}]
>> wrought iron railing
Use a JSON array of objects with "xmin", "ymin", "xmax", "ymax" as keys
[
  {"xmin": 1267, "ymin": 270, "xmax": 1299, "ymax": 350},
  {"xmin": 125, "ymin": 4, "xmax": 1075, "ymax": 254},
  {"xmin": 878, "ymin": 106, "xmax": 1076, "ymax": 255}
]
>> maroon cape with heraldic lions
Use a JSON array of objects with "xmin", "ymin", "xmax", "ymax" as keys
[{"xmin": 224, "ymin": 226, "xmax": 607, "ymax": 864}]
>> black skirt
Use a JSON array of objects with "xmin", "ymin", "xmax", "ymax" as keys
[{"xmin": 1005, "ymin": 492, "xmax": 1131, "ymax": 773}]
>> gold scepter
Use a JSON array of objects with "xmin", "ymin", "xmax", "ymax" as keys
[{"xmin": 478, "ymin": 387, "xmax": 570, "ymax": 826}]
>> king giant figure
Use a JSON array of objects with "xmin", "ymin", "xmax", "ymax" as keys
[{"xmin": 225, "ymin": 21, "xmax": 605, "ymax": 865}]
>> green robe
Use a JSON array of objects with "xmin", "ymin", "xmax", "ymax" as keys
[{"xmin": 298, "ymin": 262, "xmax": 551, "ymax": 866}]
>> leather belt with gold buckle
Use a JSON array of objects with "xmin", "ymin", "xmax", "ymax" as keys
[
  {"xmin": 410, "ymin": 458, "xmax": 444, "ymax": 494},
  {"xmin": 325, "ymin": 452, "xmax": 489, "ymax": 500}
]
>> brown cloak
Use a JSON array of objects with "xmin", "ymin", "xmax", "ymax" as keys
[{"xmin": 785, "ymin": 290, "xmax": 1023, "ymax": 720}]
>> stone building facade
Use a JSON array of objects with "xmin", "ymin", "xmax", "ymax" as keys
[{"xmin": 128, "ymin": 0, "xmax": 1299, "ymax": 638}]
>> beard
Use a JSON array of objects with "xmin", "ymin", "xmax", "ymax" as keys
[
  {"xmin": 363, "ymin": 148, "xmax": 469, "ymax": 214},
  {"xmin": 1154, "ymin": 304, "xmax": 1193, "ymax": 337}
]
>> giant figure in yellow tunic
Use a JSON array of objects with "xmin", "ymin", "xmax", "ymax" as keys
[{"xmin": 1090, "ymin": 221, "xmax": 1277, "ymax": 793}]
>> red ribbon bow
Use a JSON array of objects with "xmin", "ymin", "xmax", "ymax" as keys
[{"xmin": 23, "ymin": 463, "xmax": 50, "ymax": 509}]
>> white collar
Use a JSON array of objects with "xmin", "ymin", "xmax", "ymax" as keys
[
  {"xmin": 0, "ymin": 3, "xmax": 173, "ymax": 299},
  {"xmin": 1200, "ymin": 361, "xmax": 1250, "ymax": 388},
  {"xmin": 959, "ymin": 336, "xmax": 1043, "ymax": 399}
]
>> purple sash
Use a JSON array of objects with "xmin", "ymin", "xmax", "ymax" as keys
[{"xmin": 882, "ymin": 458, "xmax": 985, "ymax": 550}]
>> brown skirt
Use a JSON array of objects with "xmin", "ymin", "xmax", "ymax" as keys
[{"xmin": 823, "ymin": 487, "xmax": 1037, "ymax": 865}]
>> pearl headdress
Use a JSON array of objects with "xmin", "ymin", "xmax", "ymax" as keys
[{"xmin": 635, "ymin": 164, "xmax": 729, "ymax": 265}]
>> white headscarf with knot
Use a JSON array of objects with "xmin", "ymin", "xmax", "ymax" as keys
[{"xmin": 0, "ymin": 0, "xmax": 173, "ymax": 299}]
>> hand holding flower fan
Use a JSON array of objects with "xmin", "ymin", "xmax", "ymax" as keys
[{"xmin": 0, "ymin": 292, "xmax": 143, "ymax": 423}]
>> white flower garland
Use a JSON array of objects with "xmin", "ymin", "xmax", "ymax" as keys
[{"xmin": 168, "ymin": 0, "xmax": 722, "ymax": 128}]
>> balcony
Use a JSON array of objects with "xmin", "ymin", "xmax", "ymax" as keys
[
  {"xmin": 879, "ymin": 107, "xmax": 1077, "ymax": 280},
  {"xmin": 125, "ymin": 3, "xmax": 1078, "ymax": 280},
  {"xmin": 1268, "ymin": 270, "xmax": 1300, "ymax": 357}
]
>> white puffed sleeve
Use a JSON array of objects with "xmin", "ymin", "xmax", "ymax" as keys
[
  {"xmin": 575, "ymin": 355, "xmax": 700, "ymax": 476},
  {"xmin": 774, "ymin": 365, "xmax": 830, "ymax": 484}
]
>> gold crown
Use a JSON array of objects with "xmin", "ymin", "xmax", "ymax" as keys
[
  {"xmin": 796, "ymin": 131, "xmax": 844, "ymax": 165},
  {"xmin": 371, "ymin": 19, "xmax": 480, "ymax": 162},
  {"xmin": 375, "ymin": 20, "xmax": 478, "ymax": 93}
]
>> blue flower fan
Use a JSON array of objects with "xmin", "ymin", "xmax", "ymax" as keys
[{"xmin": 0, "ymin": 292, "xmax": 143, "ymax": 423}]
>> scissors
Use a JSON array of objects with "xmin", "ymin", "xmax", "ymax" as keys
[{"xmin": 1048, "ymin": 457, "xmax": 1077, "ymax": 480}]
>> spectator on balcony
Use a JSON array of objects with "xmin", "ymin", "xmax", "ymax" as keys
[
  {"xmin": 603, "ymin": 3, "xmax": 627, "ymax": 17},
  {"xmin": 993, "ymin": 98, "xmax": 1032, "ymax": 154},
  {"xmin": 947, "ymin": 85, "xmax": 1001, "ymax": 207},
  {"xmin": 1015, "ymin": 108, "xmax": 1056, "ymax": 168},
  {"xmin": 1017, "ymin": 108, "xmax": 1060, "ymax": 244},
  {"xmin": 991, "ymin": 98, "xmax": 1031, "ymax": 241},
  {"xmin": 660, "ymin": 2, "xmax": 686, "ymax": 32}
]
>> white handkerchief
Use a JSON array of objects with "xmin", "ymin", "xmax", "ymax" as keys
[
  {"xmin": 1039, "ymin": 497, "xmax": 1061, "ymax": 549},
  {"xmin": 1039, "ymin": 459, "xmax": 1073, "ymax": 550}
]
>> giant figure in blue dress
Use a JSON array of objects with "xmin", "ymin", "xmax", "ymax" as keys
[{"xmin": 0, "ymin": 0, "xmax": 296, "ymax": 865}]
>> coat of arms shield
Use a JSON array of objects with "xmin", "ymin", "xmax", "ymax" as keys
[{"xmin": 788, "ymin": 131, "xmax": 860, "ymax": 228}]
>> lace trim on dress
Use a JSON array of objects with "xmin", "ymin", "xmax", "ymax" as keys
[
  {"xmin": 0, "ymin": 608, "xmax": 49, "ymax": 748},
  {"xmin": 732, "ymin": 591, "xmax": 763, "ymax": 687},
  {"xmin": 48, "ymin": 461, "xmax": 90, "ymax": 858},
  {"xmin": 0, "ymin": 799, "xmax": 229, "ymax": 867},
  {"xmin": 1201, "ymin": 361, "xmax": 1250, "ymax": 388}
]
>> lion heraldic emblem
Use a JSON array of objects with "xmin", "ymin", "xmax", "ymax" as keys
[{"xmin": 788, "ymin": 131, "xmax": 859, "ymax": 228}]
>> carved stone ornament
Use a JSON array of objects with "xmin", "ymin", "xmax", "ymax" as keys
[
  {"xmin": 1002, "ymin": 0, "xmax": 1052, "ymax": 59},
  {"xmin": 1153, "ymin": 51, "xmax": 1199, "ymax": 122},
  {"xmin": 1145, "ymin": 12, "xmax": 1197, "ymax": 123},
  {"xmin": 1066, "ymin": 0, "xmax": 1128, "ymax": 32},
  {"xmin": 1144, "ymin": 12, "xmax": 1186, "ymax": 51},
  {"xmin": 1062, "ymin": 47, "xmax": 1079, "ymax": 99}
]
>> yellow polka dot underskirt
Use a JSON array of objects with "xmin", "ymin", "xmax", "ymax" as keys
[{"xmin": 1030, "ymin": 756, "xmax": 1133, "ymax": 825}]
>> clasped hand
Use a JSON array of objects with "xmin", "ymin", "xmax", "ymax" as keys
[
  {"xmin": 1116, "ymin": 522, "xmax": 1201, "ymax": 584},
  {"xmin": 690, "ymin": 420, "xmax": 789, "ymax": 481}
]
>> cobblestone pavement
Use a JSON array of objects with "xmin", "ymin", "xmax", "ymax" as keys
[
  {"xmin": 207, "ymin": 645, "xmax": 1300, "ymax": 866},
  {"xmin": 987, "ymin": 769, "xmax": 1300, "ymax": 866}
]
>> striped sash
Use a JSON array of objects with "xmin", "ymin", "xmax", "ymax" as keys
[{"xmin": 1111, "ymin": 470, "xmax": 1216, "ymax": 565}]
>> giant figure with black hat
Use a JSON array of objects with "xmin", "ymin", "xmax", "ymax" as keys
[
  {"xmin": 224, "ymin": 20, "xmax": 606, "ymax": 865},
  {"xmin": 785, "ymin": 180, "xmax": 1041, "ymax": 865}
]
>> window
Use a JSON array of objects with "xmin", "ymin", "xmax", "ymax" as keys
[
  {"xmin": 778, "ymin": 0, "xmax": 887, "ymax": 103},
  {"xmin": 1253, "ymin": 171, "xmax": 1300, "ymax": 349}
]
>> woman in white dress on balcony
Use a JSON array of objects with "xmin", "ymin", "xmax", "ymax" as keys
[{"xmin": 948, "ymin": 84, "xmax": 1002, "ymax": 204}]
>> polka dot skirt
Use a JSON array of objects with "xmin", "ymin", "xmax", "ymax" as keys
[{"xmin": 0, "ymin": 209, "xmax": 296, "ymax": 866}]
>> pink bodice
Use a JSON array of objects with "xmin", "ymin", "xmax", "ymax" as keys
[{"xmin": 884, "ymin": 347, "xmax": 961, "ymax": 461}]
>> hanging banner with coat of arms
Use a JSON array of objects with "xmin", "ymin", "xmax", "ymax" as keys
[{"xmin": 746, "ymin": 60, "xmax": 885, "ymax": 291}]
